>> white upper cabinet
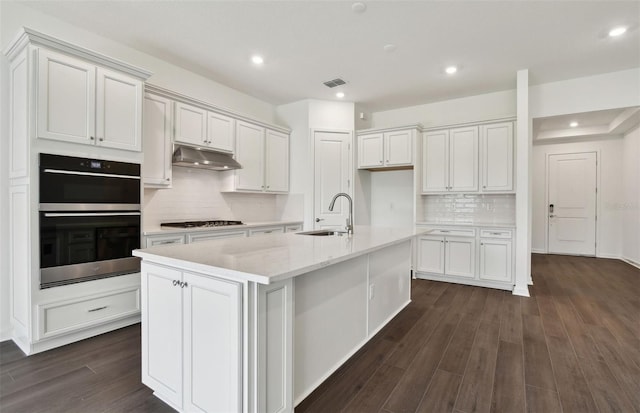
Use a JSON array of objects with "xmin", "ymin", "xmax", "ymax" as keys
[
  {"xmin": 235, "ymin": 121, "xmax": 265, "ymax": 191},
  {"xmin": 174, "ymin": 103, "xmax": 236, "ymax": 154},
  {"xmin": 96, "ymin": 68, "xmax": 142, "ymax": 151},
  {"xmin": 449, "ymin": 126, "xmax": 478, "ymax": 192},
  {"xmin": 480, "ymin": 122, "xmax": 514, "ymax": 192},
  {"xmin": 37, "ymin": 49, "xmax": 96, "ymax": 145},
  {"xmin": 174, "ymin": 102, "xmax": 207, "ymax": 147},
  {"xmin": 357, "ymin": 127, "xmax": 415, "ymax": 169},
  {"xmin": 36, "ymin": 48, "xmax": 143, "ymax": 151},
  {"xmin": 422, "ymin": 130, "xmax": 449, "ymax": 192},
  {"xmin": 265, "ymin": 129, "xmax": 290, "ymax": 192},
  {"xmin": 385, "ymin": 130, "xmax": 413, "ymax": 166},
  {"xmin": 207, "ymin": 112, "xmax": 235, "ymax": 153},
  {"xmin": 358, "ymin": 133, "xmax": 384, "ymax": 168},
  {"xmin": 142, "ymin": 93, "xmax": 172, "ymax": 187},
  {"xmin": 422, "ymin": 126, "xmax": 478, "ymax": 193},
  {"xmin": 231, "ymin": 121, "xmax": 289, "ymax": 193}
]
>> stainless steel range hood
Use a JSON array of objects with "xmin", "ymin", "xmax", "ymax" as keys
[{"xmin": 172, "ymin": 145, "xmax": 242, "ymax": 171}]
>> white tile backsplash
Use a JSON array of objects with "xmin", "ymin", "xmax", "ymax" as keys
[
  {"xmin": 421, "ymin": 194, "xmax": 515, "ymax": 224},
  {"xmin": 143, "ymin": 167, "xmax": 293, "ymax": 228}
]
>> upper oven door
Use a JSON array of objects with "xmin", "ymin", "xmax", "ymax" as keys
[{"xmin": 39, "ymin": 153, "xmax": 141, "ymax": 210}]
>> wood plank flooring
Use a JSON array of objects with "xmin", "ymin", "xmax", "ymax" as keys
[
  {"xmin": 297, "ymin": 254, "xmax": 640, "ymax": 413},
  {"xmin": 1, "ymin": 254, "xmax": 638, "ymax": 413}
]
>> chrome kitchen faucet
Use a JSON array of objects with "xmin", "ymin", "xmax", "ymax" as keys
[{"xmin": 328, "ymin": 192, "xmax": 353, "ymax": 234}]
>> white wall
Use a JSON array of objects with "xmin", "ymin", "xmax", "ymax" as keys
[
  {"xmin": 622, "ymin": 126, "xmax": 640, "ymax": 266},
  {"xmin": 370, "ymin": 170, "xmax": 413, "ymax": 228},
  {"xmin": 531, "ymin": 138, "xmax": 624, "ymax": 257},
  {"xmin": 370, "ymin": 89, "xmax": 516, "ymax": 129},
  {"xmin": 530, "ymin": 68, "xmax": 640, "ymax": 119}
]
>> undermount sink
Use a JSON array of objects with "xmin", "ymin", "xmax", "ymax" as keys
[{"xmin": 296, "ymin": 229, "xmax": 348, "ymax": 236}]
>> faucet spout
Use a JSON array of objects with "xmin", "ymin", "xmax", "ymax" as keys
[{"xmin": 328, "ymin": 192, "xmax": 353, "ymax": 234}]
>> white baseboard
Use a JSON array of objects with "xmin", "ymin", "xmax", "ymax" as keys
[
  {"xmin": 622, "ymin": 257, "xmax": 640, "ymax": 270},
  {"xmin": 512, "ymin": 285, "xmax": 530, "ymax": 297},
  {"xmin": 596, "ymin": 253, "xmax": 620, "ymax": 259},
  {"xmin": 531, "ymin": 248, "xmax": 546, "ymax": 254}
]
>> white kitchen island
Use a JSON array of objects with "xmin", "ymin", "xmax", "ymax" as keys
[{"xmin": 133, "ymin": 226, "xmax": 422, "ymax": 413}]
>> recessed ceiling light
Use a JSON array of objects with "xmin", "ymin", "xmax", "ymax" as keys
[
  {"xmin": 445, "ymin": 66, "xmax": 458, "ymax": 75},
  {"xmin": 608, "ymin": 26, "xmax": 627, "ymax": 37},
  {"xmin": 383, "ymin": 44, "xmax": 397, "ymax": 53},
  {"xmin": 251, "ymin": 55, "xmax": 264, "ymax": 65},
  {"xmin": 570, "ymin": 121, "xmax": 579, "ymax": 128},
  {"xmin": 352, "ymin": 2, "xmax": 366, "ymax": 13},
  {"xmin": 336, "ymin": 92, "xmax": 345, "ymax": 99}
]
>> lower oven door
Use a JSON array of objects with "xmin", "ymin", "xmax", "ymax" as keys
[{"xmin": 40, "ymin": 211, "xmax": 141, "ymax": 288}]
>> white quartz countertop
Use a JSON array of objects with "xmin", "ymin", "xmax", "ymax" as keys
[
  {"xmin": 143, "ymin": 220, "xmax": 303, "ymax": 236},
  {"xmin": 133, "ymin": 226, "xmax": 425, "ymax": 284}
]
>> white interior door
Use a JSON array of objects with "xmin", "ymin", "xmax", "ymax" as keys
[
  {"xmin": 548, "ymin": 152, "xmax": 597, "ymax": 255},
  {"xmin": 313, "ymin": 130, "xmax": 351, "ymax": 229}
]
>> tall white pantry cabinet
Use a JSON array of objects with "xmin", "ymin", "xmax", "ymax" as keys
[{"xmin": 4, "ymin": 27, "xmax": 151, "ymax": 355}]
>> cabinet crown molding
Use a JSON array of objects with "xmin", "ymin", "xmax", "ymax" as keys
[
  {"xmin": 145, "ymin": 83, "xmax": 290, "ymax": 134},
  {"xmin": 357, "ymin": 123, "xmax": 423, "ymax": 135},
  {"xmin": 3, "ymin": 27, "xmax": 152, "ymax": 80}
]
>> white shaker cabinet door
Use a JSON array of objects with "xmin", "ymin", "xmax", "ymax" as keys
[
  {"xmin": 444, "ymin": 237, "xmax": 476, "ymax": 278},
  {"xmin": 448, "ymin": 126, "xmax": 478, "ymax": 192},
  {"xmin": 207, "ymin": 111, "xmax": 235, "ymax": 153},
  {"xmin": 481, "ymin": 122, "xmax": 514, "ymax": 192},
  {"xmin": 265, "ymin": 129, "xmax": 289, "ymax": 192},
  {"xmin": 384, "ymin": 130, "xmax": 413, "ymax": 166},
  {"xmin": 142, "ymin": 93, "xmax": 173, "ymax": 187},
  {"xmin": 235, "ymin": 121, "xmax": 265, "ymax": 191},
  {"xmin": 479, "ymin": 239, "xmax": 513, "ymax": 283},
  {"xmin": 182, "ymin": 272, "xmax": 242, "ymax": 413},
  {"xmin": 416, "ymin": 236, "xmax": 445, "ymax": 274},
  {"xmin": 422, "ymin": 130, "xmax": 449, "ymax": 192},
  {"xmin": 141, "ymin": 263, "xmax": 183, "ymax": 409},
  {"xmin": 174, "ymin": 102, "xmax": 207, "ymax": 147},
  {"xmin": 358, "ymin": 134, "xmax": 384, "ymax": 168},
  {"xmin": 37, "ymin": 48, "xmax": 96, "ymax": 144},
  {"xmin": 96, "ymin": 68, "xmax": 142, "ymax": 151}
]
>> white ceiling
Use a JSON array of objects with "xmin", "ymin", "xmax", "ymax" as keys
[{"xmin": 20, "ymin": 1, "xmax": 640, "ymax": 112}]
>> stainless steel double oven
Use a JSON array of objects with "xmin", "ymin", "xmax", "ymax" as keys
[{"xmin": 39, "ymin": 154, "xmax": 141, "ymax": 288}]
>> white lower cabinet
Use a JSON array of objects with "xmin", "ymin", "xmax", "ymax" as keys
[
  {"xmin": 416, "ymin": 227, "xmax": 514, "ymax": 290},
  {"xmin": 188, "ymin": 230, "xmax": 247, "ymax": 243},
  {"xmin": 249, "ymin": 226, "xmax": 285, "ymax": 236},
  {"xmin": 479, "ymin": 231, "xmax": 513, "ymax": 283},
  {"xmin": 416, "ymin": 235, "xmax": 475, "ymax": 278},
  {"xmin": 142, "ymin": 262, "xmax": 242, "ymax": 412}
]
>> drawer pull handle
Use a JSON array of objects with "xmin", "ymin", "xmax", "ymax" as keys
[
  {"xmin": 440, "ymin": 230, "xmax": 450, "ymax": 233},
  {"xmin": 264, "ymin": 230, "xmax": 273, "ymax": 234},
  {"xmin": 159, "ymin": 240, "xmax": 177, "ymax": 244},
  {"xmin": 88, "ymin": 306, "xmax": 107, "ymax": 313},
  {"xmin": 490, "ymin": 232, "xmax": 502, "ymax": 235}
]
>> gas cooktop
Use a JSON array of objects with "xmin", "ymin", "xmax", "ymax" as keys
[{"xmin": 161, "ymin": 220, "xmax": 244, "ymax": 228}]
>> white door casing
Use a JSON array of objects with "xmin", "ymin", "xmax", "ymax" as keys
[
  {"xmin": 313, "ymin": 130, "xmax": 352, "ymax": 229},
  {"xmin": 547, "ymin": 152, "xmax": 597, "ymax": 256}
]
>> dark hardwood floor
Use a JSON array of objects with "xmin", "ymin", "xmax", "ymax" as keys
[{"xmin": 1, "ymin": 254, "xmax": 638, "ymax": 413}]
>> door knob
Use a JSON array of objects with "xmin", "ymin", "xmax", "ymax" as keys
[
  {"xmin": 549, "ymin": 214, "xmax": 556, "ymax": 218},
  {"xmin": 316, "ymin": 218, "xmax": 324, "ymax": 222}
]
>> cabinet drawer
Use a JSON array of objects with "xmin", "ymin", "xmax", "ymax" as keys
[
  {"xmin": 249, "ymin": 226, "xmax": 285, "ymax": 236},
  {"xmin": 428, "ymin": 228, "xmax": 476, "ymax": 237},
  {"xmin": 188, "ymin": 230, "xmax": 247, "ymax": 243},
  {"xmin": 285, "ymin": 224, "xmax": 302, "ymax": 233},
  {"xmin": 39, "ymin": 287, "xmax": 140, "ymax": 338},
  {"xmin": 146, "ymin": 234, "xmax": 186, "ymax": 247},
  {"xmin": 480, "ymin": 229, "xmax": 513, "ymax": 239}
]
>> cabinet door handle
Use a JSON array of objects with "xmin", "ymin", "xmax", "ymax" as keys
[
  {"xmin": 316, "ymin": 218, "xmax": 324, "ymax": 222},
  {"xmin": 180, "ymin": 281, "xmax": 188, "ymax": 288},
  {"xmin": 166, "ymin": 178, "xmax": 170, "ymax": 181},
  {"xmin": 99, "ymin": 137, "xmax": 104, "ymax": 142},
  {"xmin": 172, "ymin": 280, "xmax": 179, "ymax": 286},
  {"xmin": 89, "ymin": 136, "xmax": 95, "ymax": 140},
  {"xmin": 88, "ymin": 306, "xmax": 107, "ymax": 312}
]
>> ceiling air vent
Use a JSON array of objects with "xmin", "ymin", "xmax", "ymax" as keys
[{"xmin": 323, "ymin": 78, "xmax": 346, "ymax": 88}]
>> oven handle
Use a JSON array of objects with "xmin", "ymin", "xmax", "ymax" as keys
[
  {"xmin": 43, "ymin": 168, "xmax": 141, "ymax": 180},
  {"xmin": 43, "ymin": 212, "xmax": 141, "ymax": 217}
]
